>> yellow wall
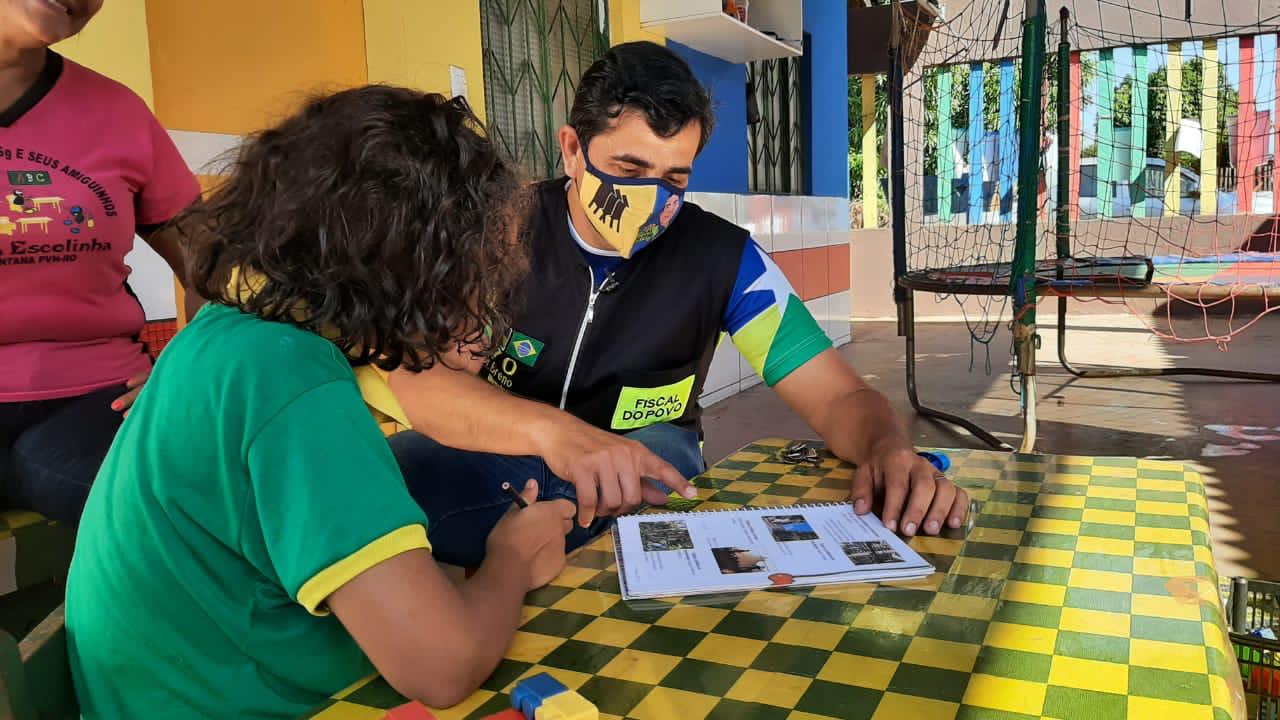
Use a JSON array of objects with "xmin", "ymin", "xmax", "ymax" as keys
[
  {"xmin": 52, "ymin": 0, "xmax": 154, "ymax": 107},
  {"xmin": 146, "ymin": 0, "xmax": 368, "ymax": 135},
  {"xmin": 363, "ymin": 0, "xmax": 486, "ymax": 121},
  {"xmin": 57, "ymin": 0, "xmax": 657, "ymax": 133},
  {"xmin": 609, "ymin": 0, "xmax": 665, "ymax": 46}
]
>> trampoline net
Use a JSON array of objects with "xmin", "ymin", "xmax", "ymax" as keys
[{"xmin": 899, "ymin": 0, "xmax": 1280, "ymax": 348}]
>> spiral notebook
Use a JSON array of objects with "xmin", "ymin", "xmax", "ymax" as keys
[{"xmin": 611, "ymin": 503, "xmax": 934, "ymax": 600}]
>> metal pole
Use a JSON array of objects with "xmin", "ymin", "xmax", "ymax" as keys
[
  {"xmin": 1055, "ymin": 7, "xmax": 1072, "ymax": 383},
  {"xmin": 1055, "ymin": 8, "xmax": 1071, "ymax": 263},
  {"xmin": 890, "ymin": 2, "xmax": 909, "ymax": 335},
  {"xmin": 1012, "ymin": 0, "xmax": 1047, "ymax": 453}
]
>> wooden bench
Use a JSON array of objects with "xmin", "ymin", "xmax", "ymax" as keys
[{"xmin": 0, "ymin": 604, "xmax": 76, "ymax": 720}]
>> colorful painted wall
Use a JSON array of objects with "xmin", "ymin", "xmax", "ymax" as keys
[{"xmin": 55, "ymin": 0, "xmax": 853, "ymax": 408}]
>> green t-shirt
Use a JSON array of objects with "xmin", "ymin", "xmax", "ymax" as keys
[{"xmin": 66, "ymin": 303, "xmax": 430, "ymax": 719}]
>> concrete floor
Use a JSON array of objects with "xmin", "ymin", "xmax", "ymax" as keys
[{"xmin": 702, "ymin": 302, "xmax": 1280, "ymax": 581}]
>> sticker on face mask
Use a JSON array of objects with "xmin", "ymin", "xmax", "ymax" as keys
[{"xmin": 610, "ymin": 375, "xmax": 696, "ymax": 430}]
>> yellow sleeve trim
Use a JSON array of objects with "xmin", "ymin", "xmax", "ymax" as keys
[
  {"xmin": 354, "ymin": 365, "xmax": 412, "ymax": 430},
  {"xmin": 296, "ymin": 524, "xmax": 431, "ymax": 616}
]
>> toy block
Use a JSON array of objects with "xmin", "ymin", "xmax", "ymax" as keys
[
  {"xmin": 382, "ymin": 700, "xmax": 436, "ymax": 719},
  {"xmin": 479, "ymin": 711, "xmax": 526, "ymax": 720},
  {"xmin": 533, "ymin": 691, "xmax": 598, "ymax": 720},
  {"xmin": 510, "ymin": 672, "xmax": 568, "ymax": 717}
]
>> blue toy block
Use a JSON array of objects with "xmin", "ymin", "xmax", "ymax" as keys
[
  {"xmin": 510, "ymin": 672, "xmax": 568, "ymax": 717},
  {"xmin": 917, "ymin": 451, "xmax": 951, "ymax": 473}
]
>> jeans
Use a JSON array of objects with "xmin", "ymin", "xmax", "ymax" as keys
[
  {"xmin": 0, "ymin": 384, "xmax": 125, "ymax": 525},
  {"xmin": 390, "ymin": 422, "xmax": 705, "ymax": 568}
]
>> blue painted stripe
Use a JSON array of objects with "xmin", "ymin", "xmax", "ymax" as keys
[
  {"xmin": 968, "ymin": 63, "xmax": 984, "ymax": 225},
  {"xmin": 998, "ymin": 59, "xmax": 1017, "ymax": 223}
]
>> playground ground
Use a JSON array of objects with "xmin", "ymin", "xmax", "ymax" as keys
[{"xmin": 702, "ymin": 301, "xmax": 1280, "ymax": 581}]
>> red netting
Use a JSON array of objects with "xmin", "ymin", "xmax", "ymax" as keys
[{"xmin": 138, "ymin": 321, "xmax": 177, "ymax": 360}]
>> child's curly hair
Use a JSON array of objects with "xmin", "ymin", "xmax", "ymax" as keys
[{"xmin": 181, "ymin": 87, "xmax": 528, "ymax": 372}]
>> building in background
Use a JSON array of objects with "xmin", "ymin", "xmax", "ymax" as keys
[{"xmin": 55, "ymin": 0, "xmax": 853, "ymax": 406}]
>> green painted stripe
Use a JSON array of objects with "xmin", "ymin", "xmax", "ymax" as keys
[
  {"xmin": 1131, "ymin": 46, "xmax": 1149, "ymax": 217},
  {"xmin": 938, "ymin": 68, "xmax": 954, "ymax": 222},
  {"xmin": 1096, "ymin": 49, "xmax": 1116, "ymax": 218}
]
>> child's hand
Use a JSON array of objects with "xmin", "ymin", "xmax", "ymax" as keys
[{"xmin": 487, "ymin": 480, "xmax": 575, "ymax": 589}]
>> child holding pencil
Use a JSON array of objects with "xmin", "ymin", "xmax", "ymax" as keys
[{"xmin": 65, "ymin": 87, "xmax": 571, "ymax": 718}]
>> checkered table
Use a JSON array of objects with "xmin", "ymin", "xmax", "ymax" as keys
[
  {"xmin": 306, "ymin": 439, "xmax": 1246, "ymax": 720},
  {"xmin": 0, "ymin": 509, "xmax": 74, "ymax": 597}
]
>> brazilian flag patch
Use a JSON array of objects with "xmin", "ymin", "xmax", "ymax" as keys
[{"xmin": 506, "ymin": 331, "xmax": 544, "ymax": 367}]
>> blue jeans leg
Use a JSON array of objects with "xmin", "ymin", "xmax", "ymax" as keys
[
  {"xmin": 390, "ymin": 423, "xmax": 704, "ymax": 568},
  {"xmin": 0, "ymin": 384, "xmax": 124, "ymax": 525},
  {"xmin": 622, "ymin": 422, "xmax": 706, "ymax": 482}
]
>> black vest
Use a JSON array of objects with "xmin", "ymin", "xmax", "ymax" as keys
[{"xmin": 483, "ymin": 179, "xmax": 750, "ymax": 435}]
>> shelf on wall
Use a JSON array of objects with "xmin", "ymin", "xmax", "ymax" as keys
[{"xmin": 641, "ymin": 0, "xmax": 803, "ymax": 64}]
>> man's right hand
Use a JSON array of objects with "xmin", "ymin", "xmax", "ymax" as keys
[{"xmin": 532, "ymin": 419, "xmax": 697, "ymax": 527}]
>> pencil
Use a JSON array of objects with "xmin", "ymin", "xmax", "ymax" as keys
[{"xmin": 501, "ymin": 481, "xmax": 529, "ymax": 509}]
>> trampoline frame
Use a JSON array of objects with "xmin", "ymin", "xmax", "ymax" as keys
[
  {"xmin": 899, "ymin": 280, "xmax": 1280, "ymax": 453},
  {"xmin": 890, "ymin": 5, "xmax": 1280, "ymax": 453}
]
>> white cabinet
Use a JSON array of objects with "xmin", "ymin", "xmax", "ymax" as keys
[{"xmin": 640, "ymin": 0, "xmax": 803, "ymax": 64}]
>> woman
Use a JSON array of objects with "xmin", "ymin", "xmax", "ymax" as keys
[{"xmin": 0, "ymin": 0, "xmax": 201, "ymax": 523}]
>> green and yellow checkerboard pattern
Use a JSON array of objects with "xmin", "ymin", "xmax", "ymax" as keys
[
  {"xmin": 306, "ymin": 440, "xmax": 1246, "ymax": 720},
  {"xmin": 0, "ymin": 509, "xmax": 73, "ymax": 597}
]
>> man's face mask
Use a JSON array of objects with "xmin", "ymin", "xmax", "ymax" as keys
[{"xmin": 576, "ymin": 150, "xmax": 686, "ymax": 258}]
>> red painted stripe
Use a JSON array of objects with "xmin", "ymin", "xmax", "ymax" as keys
[
  {"xmin": 771, "ymin": 246, "xmax": 840, "ymax": 302},
  {"xmin": 771, "ymin": 249, "xmax": 807, "ymax": 298},
  {"xmin": 1069, "ymin": 52, "xmax": 1082, "ymax": 221},
  {"xmin": 1237, "ymin": 36, "xmax": 1256, "ymax": 213},
  {"xmin": 802, "ymin": 246, "xmax": 832, "ymax": 300}
]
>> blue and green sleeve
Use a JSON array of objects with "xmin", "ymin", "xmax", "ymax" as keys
[{"xmin": 722, "ymin": 240, "xmax": 832, "ymax": 386}]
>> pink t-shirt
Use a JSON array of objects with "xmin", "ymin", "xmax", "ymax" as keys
[{"xmin": 0, "ymin": 52, "xmax": 199, "ymax": 402}]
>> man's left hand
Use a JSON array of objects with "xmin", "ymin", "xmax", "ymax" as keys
[{"xmin": 850, "ymin": 444, "xmax": 968, "ymax": 537}]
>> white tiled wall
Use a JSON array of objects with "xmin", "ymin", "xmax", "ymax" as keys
[
  {"xmin": 686, "ymin": 192, "xmax": 853, "ymax": 408},
  {"xmin": 124, "ymin": 237, "xmax": 178, "ymax": 320},
  {"xmin": 123, "ymin": 130, "xmax": 245, "ymax": 322},
  {"xmin": 704, "ymin": 337, "xmax": 743, "ymax": 396},
  {"xmin": 828, "ymin": 290, "xmax": 852, "ymax": 346},
  {"xmin": 734, "ymin": 194, "xmax": 773, "ymax": 251},
  {"xmin": 739, "ymin": 352, "xmax": 763, "ymax": 391},
  {"xmin": 770, "ymin": 195, "xmax": 804, "ymax": 252}
]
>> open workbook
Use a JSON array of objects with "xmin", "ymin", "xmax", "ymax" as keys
[{"xmin": 612, "ymin": 503, "xmax": 934, "ymax": 600}]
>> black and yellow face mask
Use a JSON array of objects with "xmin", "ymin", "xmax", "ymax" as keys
[{"xmin": 576, "ymin": 152, "xmax": 685, "ymax": 258}]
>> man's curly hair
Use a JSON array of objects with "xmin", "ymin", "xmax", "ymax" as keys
[{"xmin": 181, "ymin": 87, "xmax": 528, "ymax": 372}]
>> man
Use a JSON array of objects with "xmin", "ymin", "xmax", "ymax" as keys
[{"xmin": 389, "ymin": 41, "xmax": 967, "ymax": 568}]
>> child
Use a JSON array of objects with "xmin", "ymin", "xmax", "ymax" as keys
[{"xmin": 65, "ymin": 87, "xmax": 573, "ymax": 719}]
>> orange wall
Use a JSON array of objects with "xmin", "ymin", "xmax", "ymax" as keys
[{"xmin": 145, "ymin": 0, "xmax": 368, "ymax": 134}]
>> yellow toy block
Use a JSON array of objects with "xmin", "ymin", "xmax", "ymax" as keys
[{"xmin": 533, "ymin": 690, "xmax": 598, "ymax": 720}]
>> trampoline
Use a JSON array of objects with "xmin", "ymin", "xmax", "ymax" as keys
[
  {"xmin": 899, "ymin": 253, "xmax": 1280, "ymax": 450},
  {"xmin": 883, "ymin": 2, "xmax": 1280, "ymax": 452}
]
